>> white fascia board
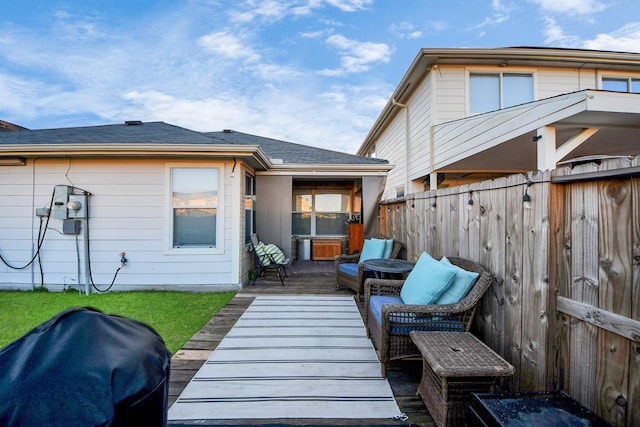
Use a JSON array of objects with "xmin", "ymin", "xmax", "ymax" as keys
[
  {"xmin": 256, "ymin": 163, "xmax": 393, "ymax": 176},
  {"xmin": 0, "ymin": 143, "xmax": 272, "ymax": 167},
  {"xmin": 585, "ymin": 90, "xmax": 640, "ymax": 114}
]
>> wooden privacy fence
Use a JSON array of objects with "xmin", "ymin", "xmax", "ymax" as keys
[{"xmin": 379, "ymin": 156, "xmax": 640, "ymax": 426}]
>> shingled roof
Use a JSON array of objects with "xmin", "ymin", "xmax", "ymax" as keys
[
  {"xmin": 0, "ymin": 121, "xmax": 215, "ymax": 145},
  {"xmin": 0, "ymin": 121, "xmax": 388, "ymax": 167},
  {"xmin": 205, "ymin": 130, "xmax": 388, "ymax": 165}
]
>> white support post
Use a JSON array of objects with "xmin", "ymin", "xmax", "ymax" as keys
[
  {"xmin": 430, "ymin": 172, "xmax": 439, "ymax": 190},
  {"xmin": 536, "ymin": 126, "xmax": 557, "ymax": 172}
]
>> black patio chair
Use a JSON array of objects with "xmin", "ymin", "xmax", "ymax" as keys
[{"xmin": 250, "ymin": 233, "xmax": 290, "ymax": 286}]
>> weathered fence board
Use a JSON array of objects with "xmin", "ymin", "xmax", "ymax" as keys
[
  {"xmin": 630, "ymin": 158, "xmax": 640, "ymax": 427},
  {"xmin": 520, "ymin": 171, "xmax": 550, "ymax": 391},
  {"xmin": 597, "ymin": 161, "xmax": 633, "ymax": 422},
  {"xmin": 569, "ymin": 163, "xmax": 600, "ymax": 409}
]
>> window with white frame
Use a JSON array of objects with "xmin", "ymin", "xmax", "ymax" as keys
[
  {"xmin": 469, "ymin": 72, "xmax": 533, "ymax": 113},
  {"xmin": 292, "ymin": 189, "xmax": 352, "ymax": 236},
  {"xmin": 170, "ymin": 167, "xmax": 219, "ymax": 248},
  {"xmin": 244, "ymin": 173, "xmax": 255, "ymax": 244},
  {"xmin": 602, "ymin": 77, "xmax": 640, "ymax": 93}
]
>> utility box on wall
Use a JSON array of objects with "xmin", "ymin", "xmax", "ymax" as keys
[{"xmin": 52, "ymin": 185, "xmax": 72, "ymax": 219}]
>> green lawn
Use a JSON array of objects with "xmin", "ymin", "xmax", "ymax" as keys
[{"xmin": 0, "ymin": 290, "xmax": 236, "ymax": 354}]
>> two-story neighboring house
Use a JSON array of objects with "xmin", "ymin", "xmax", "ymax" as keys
[
  {"xmin": 0, "ymin": 122, "xmax": 390, "ymax": 292},
  {"xmin": 357, "ymin": 47, "xmax": 640, "ymax": 200}
]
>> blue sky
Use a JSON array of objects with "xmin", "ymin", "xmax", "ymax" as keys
[{"xmin": 1, "ymin": 0, "xmax": 638, "ymax": 153}]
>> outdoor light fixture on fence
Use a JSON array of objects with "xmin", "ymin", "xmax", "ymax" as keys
[
  {"xmin": 523, "ymin": 181, "xmax": 533, "ymax": 210},
  {"xmin": 431, "ymin": 196, "xmax": 437, "ymax": 211},
  {"xmin": 467, "ymin": 191, "xmax": 474, "ymax": 210}
]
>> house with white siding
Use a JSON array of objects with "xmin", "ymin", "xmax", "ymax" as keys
[
  {"xmin": 357, "ymin": 47, "xmax": 640, "ymax": 200},
  {"xmin": 0, "ymin": 122, "xmax": 390, "ymax": 292}
]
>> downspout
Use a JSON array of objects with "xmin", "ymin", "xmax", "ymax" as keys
[{"xmin": 392, "ymin": 98, "xmax": 409, "ymax": 196}]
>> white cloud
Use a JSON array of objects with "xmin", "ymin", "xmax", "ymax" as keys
[
  {"xmin": 529, "ymin": 0, "xmax": 608, "ymax": 15},
  {"xmin": 122, "ymin": 90, "xmax": 257, "ymax": 131},
  {"xmin": 583, "ymin": 22, "xmax": 640, "ymax": 53},
  {"xmin": 325, "ymin": 0, "xmax": 373, "ymax": 12},
  {"xmin": 321, "ymin": 34, "xmax": 392, "ymax": 75},
  {"xmin": 198, "ymin": 32, "xmax": 261, "ymax": 62},
  {"xmin": 228, "ymin": 0, "xmax": 290, "ymax": 23},
  {"xmin": 542, "ymin": 16, "xmax": 582, "ymax": 47},
  {"xmin": 390, "ymin": 21, "xmax": 422, "ymax": 40},
  {"xmin": 472, "ymin": 0, "xmax": 511, "ymax": 29}
]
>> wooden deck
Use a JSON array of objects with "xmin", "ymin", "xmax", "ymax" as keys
[{"xmin": 169, "ymin": 261, "xmax": 435, "ymax": 426}]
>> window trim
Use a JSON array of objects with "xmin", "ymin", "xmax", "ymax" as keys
[
  {"xmin": 292, "ymin": 188, "xmax": 353, "ymax": 237},
  {"xmin": 244, "ymin": 173, "xmax": 255, "ymax": 245},
  {"xmin": 165, "ymin": 163, "xmax": 225, "ymax": 255},
  {"xmin": 601, "ymin": 74, "xmax": 640, "ymax": 93},
  {"xmin": 466, "ymin": 68, "xmax": 536, "ymax": 115}
]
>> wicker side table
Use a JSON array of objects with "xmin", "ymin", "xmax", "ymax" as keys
[{"xmin": 410, "ymin": 331, "xmax": 514, "ymax": 427}]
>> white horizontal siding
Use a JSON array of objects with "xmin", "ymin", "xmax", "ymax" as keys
[
  {"xmin": 0, "ymin": 158, "xmax": 241, "ymax": 292},
  {"xmin": 434, "ymin": 66, "xmax": 467, "ymax": 124},
  {"xmin": 375, "ymin": 113, "xmax": 406, "ymax": 200},
  {"xmin": 537, "ymin": 68, "xmax": 597, "ymax": 99},
  {"xmin": 407, "ymin": 73, "xmax": 432, "ymax": 182}
]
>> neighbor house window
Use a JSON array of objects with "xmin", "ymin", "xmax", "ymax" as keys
[
  {"xmin": 170, "ymin": 167, "xmax": 219, "ymax": 248},
  {"xmin": 244, "ymin": 173, "xmax": 255, "ymax": 244},
  {"xmin": 292, "ymin": 189, "xmax": 351, "ymax": 236},
  {"xmin": 470, "ymin": 73, "xmax": 533, "ymax": 113},
  {"xmin": 602, "ymin": 77, "xmax": 640, "ymax": 93}
]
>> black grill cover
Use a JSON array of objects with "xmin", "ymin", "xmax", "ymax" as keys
[{"xmin": 0, "ymin": 306, "xmax": 171, "ymax": 426}]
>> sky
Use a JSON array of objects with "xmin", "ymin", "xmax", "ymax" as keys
[{"xmin": 1, "ymin": 0, "xmax": 639, "ymax": 154}]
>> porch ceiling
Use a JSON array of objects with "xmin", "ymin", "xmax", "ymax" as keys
[{"xmin": 433, "ymin": 90, "xmax": 640, "ymax": 173}]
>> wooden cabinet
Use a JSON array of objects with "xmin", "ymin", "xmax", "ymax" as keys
[
  {"xmin": 348, "ymin": 223, "xmax": 364, "ymax": 254},
  {"xmin": 312, "ymin": 239, "xmax": 342, "ymax": 260}
]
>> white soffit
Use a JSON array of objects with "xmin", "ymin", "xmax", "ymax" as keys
[{"xmin": 433, "ymin": 90, "xmax": 640, "ymax": 172}]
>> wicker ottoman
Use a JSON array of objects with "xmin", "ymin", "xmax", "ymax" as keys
[{"xmin": 410, "ymin": 331, "xmax": 514, "ymax": 427}]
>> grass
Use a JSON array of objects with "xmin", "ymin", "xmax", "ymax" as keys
[{"xmin": 0, "ymin": 290, "xmax": 236, "ymax": 354}]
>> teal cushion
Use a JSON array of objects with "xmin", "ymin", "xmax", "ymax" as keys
[
  {"xmin": 373, "ymin": 238, "xmax": 394, "ymax": 259},
  {"xmin": 371, "ymin": 237, "xmax": 393, "ymax": 259},
  {"xmin": 400, "ymin": 252, "xmax": 457, "ymax": 305},
  {"xmin": 359, "ymin": 238, "xmax": 385, "ymax": 262},
  {"xmin": 383, "ymin": 239, "xmax": 394, "ymax": 258},
  {"xmin": 436, "ymin": 257, "xmax": 480, "ymax": 304}
]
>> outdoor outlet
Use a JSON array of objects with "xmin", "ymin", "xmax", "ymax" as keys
[{"xmin": 120, "ymin": 251, "xmax": 127, "ymax": 265}]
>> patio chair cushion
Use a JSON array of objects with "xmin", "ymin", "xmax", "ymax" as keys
[
  {"xmin": 436, "ymin": 256, "xmax": 480, "ymax": 304},
  {"xmin": 373, "ymin": 238, "xmax": 394, "ymax": 259},
  {"xmin": 264, "ymin": 243, "xmax": 286, "ymax": 264},
  {"xmin": 254, "ymin": 242, "xmax": 271, "ymax": 265},
  {"xmin": 339, "ymin": 263, "xmax": 359, "ymax": 277},
  {"xmin": 400, "ymin": 252, "xmax": 457, "ymax": 305},
  {"xmin": 369, "ymin": 295, "xmax": 404, "ymax": 324},
  {"xmin": 359, "ymin": 238, "xmax": 386, "ymax": 262}
]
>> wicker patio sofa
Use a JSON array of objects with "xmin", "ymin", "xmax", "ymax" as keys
[
  {"xmin": 364, "ymin": 256, "xmax": 493, "ymax": 375},
  {"xmin": 335, "ymin": 239, "xmax": 405, "ymax": 298}
]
